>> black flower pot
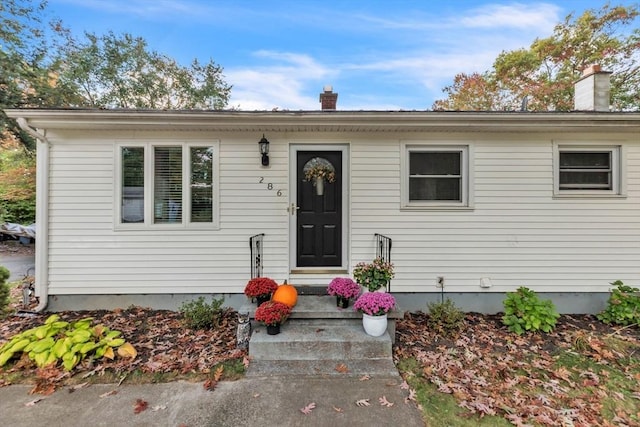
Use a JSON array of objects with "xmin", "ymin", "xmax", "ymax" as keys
[
  {"xmin": 266, "ymin": 324, "xmax": 281, "ymax": 335},
  {"xmin": 336, "ymin": 296, "xmax": 350, "ymax": 309},
  {"xmin": 256, "ymin": 294, "xmax": 270, "ymax": 306}
]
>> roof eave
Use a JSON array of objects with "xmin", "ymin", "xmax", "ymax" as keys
[{"xmin": 5, "ymin": 109, "xmax": 640, "ymax": 133}]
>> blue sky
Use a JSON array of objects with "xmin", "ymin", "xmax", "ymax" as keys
[{"xmin": 48, "ymin": 0, "xmax": 637, "ymax": 110}]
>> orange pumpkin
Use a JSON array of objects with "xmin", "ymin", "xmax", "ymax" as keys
[{"xmin": 272, "ymin": 284, "xmax": 298, "ymax": 307}]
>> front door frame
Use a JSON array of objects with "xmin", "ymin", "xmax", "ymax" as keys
[{"xmin": 289, "ymin": 143, "xmax": 349, "ymax": 272}]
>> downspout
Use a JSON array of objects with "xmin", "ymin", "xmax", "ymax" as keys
[{"xmin": 15, "ymin": 118, "xmax": 50, "ymax": 312}]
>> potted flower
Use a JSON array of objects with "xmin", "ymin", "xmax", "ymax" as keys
[
  {"xmin": 352, "ymin": 258, "xmax": 394, "ymax": 292},
  {"xmin": 244, "ymin": 277, "xmax": 278, "ymax": 305},
  {"xmin": 254, "ymin": 301, "xmax": 293, "ymax": 335},
  {"xmin": 353, "ymin": 292, "xmax": 396, "ymax": 337},
  {"xmin": 327, "ymin": 277, "xmax": 361, "ymax": 308},
  {"xmin": 303, "ymin": 158, "xmax": 336, "ymax": 195}
]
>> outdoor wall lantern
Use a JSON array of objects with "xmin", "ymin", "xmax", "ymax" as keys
[{"xmin": 258, "ymin": 134, "xmax": 270, "ymax": 166}]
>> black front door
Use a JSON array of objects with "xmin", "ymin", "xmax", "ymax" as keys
[{"xmin": 296, "ymin": 151, "xmax": 342, "ymax": 267}]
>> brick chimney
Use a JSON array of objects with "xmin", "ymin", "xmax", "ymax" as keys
[
  {"xmin": 319, "ymin": 85, "xmax": 338, "ymax": 110},
  {"xmin": 574, "ymin": 65, "xmax": 612, "ymax": 112}
]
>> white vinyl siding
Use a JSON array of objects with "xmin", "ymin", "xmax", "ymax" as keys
[{"xmin": 42, "ymin": 128, "xmax": 640, "ymax": 298}]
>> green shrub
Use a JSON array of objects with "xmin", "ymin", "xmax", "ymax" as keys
[
  {"xmin": 0, "ymin": 198, "xmax": 36, "ymax": 224},
  {"xmin": 426, "ymin": 299, "xmax": 465, "ymax": 338},
  {"xmin": 179, "ymin": 296, "xmax": 225, "ymax": 329},
  {"xmin": 597, "ymin": 280, "xmax": 640, "ymax": 326},
  {"xmin": 0, "ymin": 266, "xmax": 10, "ymax": 317},
  {"xmin": 502, "ymin": 286, "xmax": 559, "ymax": 335}
]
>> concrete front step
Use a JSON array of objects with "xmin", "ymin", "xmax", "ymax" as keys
[
  {"xmin": 249, "ymin": 323, "xmax": 392, "ymax": 361},
  {"xmin": 240, "ymin": 295, "xmax": 404, "ymax": 321},
  {"xmin": 246, "ymin": 359, "xmax": 400, "ymax": 378}
]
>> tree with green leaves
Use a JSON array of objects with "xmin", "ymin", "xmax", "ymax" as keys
[
  {"xmin": 0, "ymin": 0, "xmax": 71, "ymax": 150},
  {"xmin": 433, "ymin": 3, "xmax": 640, "ymax": 111},
  {"xmin": 57, "ymin": 31, "xmax": 231, "ymax": 110}
]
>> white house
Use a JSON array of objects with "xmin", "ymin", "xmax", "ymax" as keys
[{"xmin": 6, "ymin": 67, "xmax": 640, "ymax": 313}]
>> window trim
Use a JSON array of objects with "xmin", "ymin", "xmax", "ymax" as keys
[
  {"xmin": 401, "ymin": 143, "xmax": 473, "ymax": 210},
  {"xmin": 115, "ymin": 140, "xmax": 220, "ymax": 230},
  {"xmin": 553, "ymin": 142, "xmax": 625, "ymax": 198}
]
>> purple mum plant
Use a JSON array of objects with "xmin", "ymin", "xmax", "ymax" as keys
[
  {"xmin": 327, "ymin": 277, "xmax": 361, "ymax": 299},
  {"xmin": 353, "ymin": 292, "xmax": 396, "ymax": 316}
]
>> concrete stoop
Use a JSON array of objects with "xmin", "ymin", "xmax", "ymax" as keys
[{"xmin": 241, "ymin": 295, "xmax": 404, "ymax": 377}]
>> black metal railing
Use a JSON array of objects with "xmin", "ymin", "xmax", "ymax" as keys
[
  {"xmin": 374, "ymin": 233, "xmax": 393, "ymax": 291},
  {"xmin": 249, "ymin": 233, "xmax": 265, "ymax": 279}
]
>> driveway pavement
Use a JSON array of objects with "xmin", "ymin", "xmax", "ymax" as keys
[{"xmin": 0, "ymin": 376, "xmax": 425, "ymax": 427}]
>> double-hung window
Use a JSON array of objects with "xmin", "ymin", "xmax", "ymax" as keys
[
  {"xmin": 117, "ymin": 142, "xmax": 218, "ymax": 228},
  {"xmin": 554, "ymin": 145, "xmax": 622, "ymax": 196},
  {"xmin": 402, "ymin": 144, "xmax": 471, "ymax": 209}
]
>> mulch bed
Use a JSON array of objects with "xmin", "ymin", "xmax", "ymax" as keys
[{"xmin": 394, "ymin": 312, "xmax": 640, "ymax": 426}]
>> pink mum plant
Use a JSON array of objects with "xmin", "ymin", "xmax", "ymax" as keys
[
  {"xmin": 327, "ymin": 277, "xmax": 361, "ymax": 299},
  {"xmin": 353, "ymin": 292, "xmax": 396, "ymax": 316}
]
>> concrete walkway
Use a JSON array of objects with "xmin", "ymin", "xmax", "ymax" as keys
[{"xmin": 0, "ymin": 376, "xmax": 425, "ymax": 426}]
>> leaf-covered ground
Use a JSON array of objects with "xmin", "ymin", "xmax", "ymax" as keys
[
  {"xmin": 394, "ymin": 312, "xmax": 640, "ymax": 426},
  {"xmin": 1, "ymin": 264, "xmax": 639, "ymax": 426}
]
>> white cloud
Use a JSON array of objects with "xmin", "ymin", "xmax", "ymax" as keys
[
  {"xmin": 459, "ymin": 3, "xmax": 561, "ymax": 29},
  {"xmin": 227, "ymin": 51, "xmax": 335, "ymax": 110}
]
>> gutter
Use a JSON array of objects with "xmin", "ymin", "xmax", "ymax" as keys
[{"xmin": 15, "ymin": 118, "xmax": 49, "ymax": 312}]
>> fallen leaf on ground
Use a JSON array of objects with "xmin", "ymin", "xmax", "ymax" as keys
[
  {"xmin": 151, "ymin": 405, "xmax": 167, "ymax": 411},
  {"xmin": 359, "ymin": 374, "xmax": 370, "ymax": 381},
  {"xmin": 117, "ymin": 343, "xmax": 137, "ymax": 359},
  {"xmin": 356, "ymin": 399, "xmax": 370, "ymax": 407},
  {"xmin": 300, "ymin": 402, "xmax": 316, "ymax": 414},
  {"xmin": 379, "ymin": 396, "xmax": 394, "ymax": 407},
  {"xmin": 100, "ymin": 390, "xmax": 118, "ymax": 398},
  {"xmin": 333, "ymin": 406, "xmax": 343, "ymax": 412},
  {"xmin": 133, "ymin": 399, "xmax": 148, "ymax": 414},
  {"xmin": 24, "ymin": 398, "xmax": 43, "ymax": 407},
  {"xmin": 68, "ymin": 382, "xmax": 89, "ymax": 393},
  {"xmin": 335, "ymin": 363, "xmax": 349, "ymax": 373}
]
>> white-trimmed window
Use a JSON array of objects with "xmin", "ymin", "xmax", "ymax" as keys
[
  {"xmin": 554, "ymin": 145, "xmax": 622, "ymax": 196},
  {"xmin": 402, "ymin": 144, "xmax": 470, "ymax": 209},
  {"xmin": 117, "ymin": 142, "xmax": 218, "ymax": 228}
]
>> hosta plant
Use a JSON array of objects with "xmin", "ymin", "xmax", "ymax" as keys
[
  {"xmin": 597, "ymin": 280, "xmax": 640, "ymax": 326},
  {"xmin": 502, "ymin": 287, "xmax": 559, "ymax": 335},
  {"xmin": 0, "ymin": 314, "xmax": 136, "ymax": 371}
]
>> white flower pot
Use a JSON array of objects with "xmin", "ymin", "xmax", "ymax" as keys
[{"xmin": 362, "ymin": 313, "xmax": 388, "ymax": 337}]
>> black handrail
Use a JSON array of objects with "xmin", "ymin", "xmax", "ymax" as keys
[
  {"xmin": 374, "ymin": 233, "xmax": 393, "ymax": 291},
  {"xmin": 249, "ymin": 233, "xmax": 265, "ymax": 279}
]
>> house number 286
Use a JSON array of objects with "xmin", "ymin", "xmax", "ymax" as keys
[{"xmin": 259, "ymin": 177, "xmax": 283, "ymax": 196}]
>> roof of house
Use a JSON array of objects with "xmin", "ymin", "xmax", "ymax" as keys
[{"xmin": 6, "ymin": 108, "xmax": 640, "ymax": 133}]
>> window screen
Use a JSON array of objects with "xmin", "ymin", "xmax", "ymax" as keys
[
  {"xmin": 121, "ymin": 147, "xmax": 144, "ymax": 223},
  {"xmin": 190, "ymin": 146, "xmax": 214, "ymax": 223},
  {"xmin": 559, "ymin": 151, "xmax": 612, "ymax": 190},
  {"xmin": 409, "ymin": 151, "xmax": 462, "ymax": 201}
]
